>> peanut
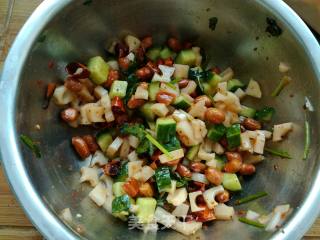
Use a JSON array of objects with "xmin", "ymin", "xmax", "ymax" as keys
[
  {"xmin": 61, "ymin": 108, "xmax": 78, "ymax": 122},
  {"xmin": 205, "ymin": 108, "xmax": 225, "ymax": 124},
  {"xmin": 242, "ymin": 118, "xmax": 262, "ymax": 130},
  {"xmin": 71, "ymin": 137, "xmax": 90, "ymax": 159},
  {"xmin": 205, "ymin": 168, "xmax": 223, "ymax": 185}
]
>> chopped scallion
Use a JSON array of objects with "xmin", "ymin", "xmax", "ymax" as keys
[
  {"xmin": 20, "ymin": 134, "xmax": 41, "ymax": 158},
  {"xmin": 235, "ymin": 191, "xmax": 268, "ymax": 205},
  {"xmin": 264, "ymin": 148, "xmax": 292, "ymax": 159},
  {"xmin": 145, "ymin": 132, "xmax": 172, "ymax": 158},
  {"xmin": 303, "ymin": 120, "xmax": 310, "ymax": 160},
  {"xmin": 238, "ymin": 217, "xmax": 265, "ymax": 228},
  {"xmin": 271, "ymin": 76, "xmax": 291, "ymax": 97}
]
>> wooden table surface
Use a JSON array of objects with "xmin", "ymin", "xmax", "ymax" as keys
[{"xmin": 0, "ymin": 1, "xmax": 320, "ymax": 239}]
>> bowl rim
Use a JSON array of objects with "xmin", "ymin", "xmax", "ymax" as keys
[{"xmin": 1, "ymin": 0, "xmax": 320, "ymax": 239}]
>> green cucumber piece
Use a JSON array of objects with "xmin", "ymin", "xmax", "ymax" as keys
[
  {"xmin": 96, "ymin": 131, "xmax": 113, "ymax": 152},
  {"xmin": 186, "ymin": 145, "xmax": 200, "ymax": 161},
  {"xmin": 113, "ymin": 182, "xmax": 125, "ymax": 197},
  {"xmin": 155, "ymin": 166, "xmax": 172, "ymax": 192},
  {"xmin": 140, "ymin": 102, "xmax": 156, "ymax": 121},
  {"xmin": 112, "ymin": 194, "xmax": 131, "ymax": 213},
  {"xmin": 173, "ymin": 94, "xmax": 192, "ymax": 110},
  {"xmin": 207, "ymin": 124, "xmax": 227, "ymax": 142},
  {"xmin": 203, "ymin": 83, "xmax": 216, "ymax": 96},
  {"xmin": 208, "ymin": 74, "xmax": 222, "ymax": 88},
  {"xmin": 87, "ymin": 56, "xmax": 110, "ymax": 85},
  {"xmin": 215, "ymin": 155, "xmax": 227, "ymax": 171},
  {"xmin": 109, "ymin": 80, "xmax": 128, "ymax": 99},
  {"xmin": 160, "ymin": 47, "xmax": 173, "ymax": 59},
  {"xmin": 175, "ymin": 49, "xmax": 196, "ymax": 66},
  {"xmin": 156, "ymin": 117, "xmax": 176, "ymax": 143},
  {"xmin": 227, "ymin": 79, "xmax": 245, "ymax": 92},
  {"xmin": 255, "ymin": 107, "xmax": 275, "ymax": 122},
  {"xmin": 223, "ymin": 173, "xmax": 242, "ymax": 191},
  {"xmin": 239, "ymin": 106, "xmax": 257, "ymax": 118},
  {"xmin": 226, "ymin": 124, "xmax": 241, "ymax": 149},
  {"xmin": 148, "ymin": 82, "xmax": 160, "ymax": 101},
  {"xmin": 146, "ymin": 47, "xmax": 161, "ymax": 61},
  {"xmin": 136, "ymin": 198, "xmax": 157, "ymax": 223}
]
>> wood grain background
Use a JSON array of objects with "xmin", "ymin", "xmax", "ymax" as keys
[{"xmin": 0, "ymin": 0, "xmax": 319, "ymax": 239}]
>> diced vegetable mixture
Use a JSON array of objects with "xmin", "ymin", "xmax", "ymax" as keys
[{"xmin": 48, "ymin": 35, "xmax": 294, "ymax": 235}]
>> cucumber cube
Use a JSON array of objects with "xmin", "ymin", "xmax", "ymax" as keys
[
  {"xmin": 160, "ymin": 47, "xmax": 173, "ymax": 59},
  {"xmin": 113, "ymin": 182, "xmax": 125, "ymax": 197},
  {"xmin": 96, "ymin": 131, "xmax": 113, "ymax": 152},
  {"xmin": 227, "ymin": 79, "xmax": 245, "ymax": 92},
  {"xmin": 156, "ymin": 118, "xmax": 176, "ymax": 143},
  {"xmin": 110, "ymin": 80, "xmax": 128, "ymax": 99},
  {"xmin": 226, "ymin": 124, "xmax": 241, "ymax": 149},
  {"xmin": 223, "ymin": 173, "xmax": 242, "ymax": 191},
  {"xmin": 146, "ymin": 47, "xmax": 161, "ymax": 61},
  {"xmin": 186, "ymin": 145, "xmax": 200, "ymax": 161},
  {"xmin": 140, "ymin": 102, "xmax": 156, "ymax": 121},
  {"xmin": 239, "ymin": 106, "xmax": 256, "ymax": 118},
  {"xmin": 174, "ymin": 94, "xmax": 192, "ymax": 110},
  {"xmin": 136, "ymin": 198, "xmax": 157, "ymax": 223},
  {"xmin": 175, "ymin": 50, "xmax": 196, "ymax": 66},
  {"xmin": 255, "ymin": 107, "xmax": 275, "ymax": 122},
  {"xmin": 207, "ymin": 124, "xmax": 226, "ymax": 142},
  {"xmin": 87, "ymin": 56, "xmax": 110, "ymax": 85},
  {"xmin": 148, "ymin": 82, "xmax": 160, "ymax": 101}
]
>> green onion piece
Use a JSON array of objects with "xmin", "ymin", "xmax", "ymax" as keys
[
  {"xmin": 303, "ymin": 120, "xmax": 310, "ymax": 160},
  {"xmin": 264, "ymin": 147, "xmax": 292, "ymax": 159},
  {"xmin": 235, "ymin": 191, "xmax": 268, "ymax": 205},
  {"xmin": 271, "ymin": 76, "xmax": 291, "ymax": 97},
  {"xmin": 166, "ymin": 82, "xmax": 177, "ymax": 90},
  {"xmin": 238, "ymin": 217, "xmax": 265, "ymax": 229},
  {"xmin": 170, "ymin": 78, "xmax": 181, "ymax": 84},
  {"xmin": 20, "ymin": 134, "xmax": 41, "ymax": 158},
  {"xmin": 145, "ymin": 132, "xmax": 172, "ymax": 158}
]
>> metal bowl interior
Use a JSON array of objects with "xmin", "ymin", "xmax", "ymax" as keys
[{"xmin": 1, "ymin": 0, "xmax": 320, "ymax": 239}]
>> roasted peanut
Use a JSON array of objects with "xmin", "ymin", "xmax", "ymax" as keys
[
  {"xmin": 105, "ymin": 70, "xmax": 119, "ymax": 88},
  {"xmin": 61, "ymin": 108, "xmax": 78, "ymax": 122},
  {"xmin": 224, "ymin": 160, "xmax": 242, "ymax": 173},
  {"xmin": 242, "ymin": 118, "xmax": 262, "ymax": 130},
  {"xmin": 135, "ymin": 46, "xmax": 145, "ymax": 63},
  {"xmin": 190, "ymin": 91, "xmax": 198, "ymax": 98},
  {"xmin": 146, "ymin": 61, "xmax": 160, "ymax": 74},
  {"xmin": 178, "ymin": 79, "xmax": 189, "ymax": 89},
  {"xmin": 65, "ymin": 78, "xmax": 83, "ymax": 92},
  {"xmin": 225, "ymin": 152, "xmax": 243, "ymax": 162},
  {"xmin": 216, "ymin": 190, "xmax": 230, "ymax": 203},
  {"xmin": 190, "ymin": 162, "xmax": 207, "ymax": 173},
  {"xmin": 205, "ymin": 108, "xmax": 226, "ymax": 124},
  {"xmin": 82, "ymin": 135, "xmax": 99, "ymax": 153},
  {"xmin": 135, "ymin": 67, "xmax": 153, "ymax": 80},
  {"xmin": 72, "ymin": 137, "xmax": 90, "ymax": 159},
  {"xmin": 139, "ymin": 182, "xmax": 154, "ymax": 197},
  {"xmin": 176, "ymin": 164, "xmax": 192, "ymax": 178},
  {"xmin": 239, "ymin": 163, "xmax": 256, "ymax": 175},
  {"xmin": 141, "ymin": 36, "xmax": 153, "ymax": 50},
  {"xmin": 118, "ymin": 57, "xmax": 130, "ymax": 71},
  {"xmin": 193, "ymin": 207, "xmax": 215, "ymax": 222},
  {"xmin": 195, "ymin": 95, "xmax": 213, "ymax": 108},
  {"xmin": 205, "ymin": 168, "xmax": 223, "ymax": 185},
  {"xmin": 167, "ymin": 37, "xmax": 181, "ymax": 52},
  {"xmin": 156, "ymin": 91, "xmax": 176, "ymax": 105},
  {"xmin": 127, "ymin": 97, "xmax": 145, "ymax": 109},
  {"xmin": 114, "ymin": 113, "xmax": 129, "ymax": 125}
]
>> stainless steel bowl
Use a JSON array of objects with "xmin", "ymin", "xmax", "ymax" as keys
[{"xmin": 1, "ymin": 0, "xmax": 320, "ymax": 239}]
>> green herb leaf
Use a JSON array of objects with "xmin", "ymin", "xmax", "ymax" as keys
[
  {"xmin": 303, "ymin": 120, "xmax": 310, "ymax": 160},
  {"xmin": 156, "ymin": 192, "xmax": 168, "ymax": 207},
  {"xmin": 238, "ymin": 217, "xmax": 265, "ymax": 229},
  {"xmin": 124, "ymin": 74, "xmax": 139, "ymax": 104},
  {"xmin": 120, "ymin": 123, "xmax": 145, "ymax": 141},
  {"xmin": 162, "ymin": 135, "xmax": 181, "ymax": 152},
  {"xmin": 235, "ymin": 191, "xmax": 268, "ymax": 205},
  {"xmin": 209, "ymin": 17, "xmax": 218, "ymax": 31},
  {"xmin": 20, "ymin": 135, "xmax": 41, "ymax": 158},
  {"xmin": 264, "ymin": 147, "xmax": 291, "ymax": 159}
]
